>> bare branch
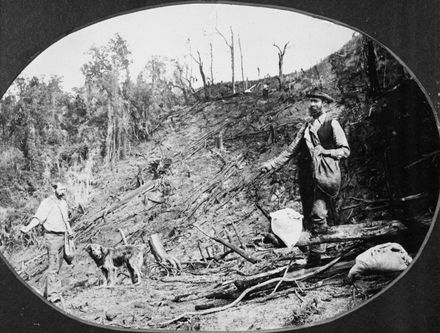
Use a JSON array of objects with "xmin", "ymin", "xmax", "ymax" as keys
[
  {"xmin": 157, "ymin": 256, "xmax": 342, "ymax": 327},
  {"xmin": 210, "ymin": 42, "xmax": 214, "ymax": 84},
  {"xmin": 273, "ymin": 42, "xmax": 290, "ymax": 58},
  {"xmin": 215, "ymin": 26, "xmax": 235, "ymax": 93},
  {"xmin": 273, "ymin": 42, "xmax": 290, "ymax": 90},
  {"xmin": 216, "ymin": 27, "xmax": 231, "ymax": 47},
  {"xmin": 273, "ymin": 43, "xmax": 283, "ymax": 54},
  {"xmin": 282, "ymin": 42, "xmax": 289, "ymax": 55}
]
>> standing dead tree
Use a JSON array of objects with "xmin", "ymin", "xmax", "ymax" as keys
[
  {"xmin": 238, "ymin": 35, "xmax": 246, "ymax": 91},
  {"xmin": 363, "ymin": 39, "xmax": 381, "ymax": 96},
  {"xmin": 273, "ymin": 42, "xmax": 290, "ymax": 91},
  {"xmin": 210, "ymin": 42, "xmax": 214, "ymax": 85},
  {"xmin": 170, "ymin": 60, "xmax": 193, "ymax": 105},
  {"xmin": 216, "ymin": 26, "xmax": 235, "ymax": 94},
  {"xmin": 314, "ymin": 65, "xmax": 323, "ymax": 89},
  {"xmin": 191, "ymin": 51, "xmax": 210, "ymax": 101}
]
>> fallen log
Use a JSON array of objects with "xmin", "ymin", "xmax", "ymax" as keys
[
  {"xmin": 158, "ymin": 256, "xmax": 345, "ymax": 327},
  {"xmin": 234, "ymin": 243, "xmax": 361, "ymax": 291},
  {"xmin": 295, "ymin": 220, "xmax": 408, "ymax": 246},
  {"xmin": 212, "ymin": 235, "xmax": 258, "ymax": 264},
  {"xmin": 235, "ymin": 260, "xmax": 355, "ymax": 291},
  {"xmin": 90, "ymin": 180, "xmax": 157, "ymax": 222},
  {"xmin": 173, "ymin": 284, "xmax": 234, "ymax": 303},
  {"xmin": 193, "ymin": 225, "xmax": 258, "ymax": 264}
]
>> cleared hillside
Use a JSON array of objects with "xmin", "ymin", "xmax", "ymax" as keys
[{"xmin": 2, "ymin": 34, "xmax": 438, "ymax": 330}]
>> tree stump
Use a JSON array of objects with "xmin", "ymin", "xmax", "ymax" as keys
[
  {"xmin": 149, "ymin": 233, "xmax": 182, "ymax": 270},
  {"xmin": 215, "ymin": 130, "xmax": 225, "ymax": 150}
]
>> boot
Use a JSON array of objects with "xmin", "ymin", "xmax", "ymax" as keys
[
  {"xmin": 311, "ymin": 223, "xmax": 329, "ymax": 235},
  {"xmin": 306, "ymin": 252, "xmax": 322, "ymax": 267}
]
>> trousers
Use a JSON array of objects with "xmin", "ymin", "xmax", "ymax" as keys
[
  {"xmin": 298, "ymin": 168, "xmax": 330, "ymax": 258},
  {"xmin": 43, "ymin": 232, "xmax": 65, "ymax": 302}
]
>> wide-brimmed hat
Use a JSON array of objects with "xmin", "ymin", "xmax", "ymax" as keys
[{"xmin": 306, "ymin": 89, "xmax": 335, "ymax": 103}]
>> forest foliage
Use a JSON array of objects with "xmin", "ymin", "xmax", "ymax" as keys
[{"xmin": 0, "ymin": 34, "xmax": 198, "ymax": 211}]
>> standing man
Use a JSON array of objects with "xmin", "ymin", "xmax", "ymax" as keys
[
  {"xmin": 262, "ymin": 83, "xmax": 269, "ymax": 99},
  {"xmin": 260, "ymin": 89, "xmax": 350, "ymax": 265},
  {"xmin": 20, "ymin": 182, "xmax": 74, "ymax": 307}
]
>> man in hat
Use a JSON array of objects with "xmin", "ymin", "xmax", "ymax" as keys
[
  {"xmin": 260, "ymin": 89, "xmax": 350, "ymax": 265},
  {"xmin": 20, "ymin": 182, "xmax": 74, "ymax": 307}
]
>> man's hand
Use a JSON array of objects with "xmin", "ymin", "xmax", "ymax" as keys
[
  {"xmin": 314, "ymin": 145, "xmax": 338, "ymax": 159},
  {"xmin": 67, "ymin": 228, "xmax": 75, "ymax": 238},
  {"xmin": 314, "ymin": 145, "xmax": 325, "ymax": 156},
  {"xmin": 258, "ymin": 162, "xmax": 270, "ymax": 173},
  {"xmin": 20, "ymin": 225, "xmax": 29, "ymax": 234},
  {"xmin": 20, "ymin": 218, "xmax": 39, "ymax": 234}
]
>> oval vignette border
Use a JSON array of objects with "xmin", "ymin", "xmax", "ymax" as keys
[{"xmin": 0, "ymin": 1, "xmax": 439, "ymax": 333}]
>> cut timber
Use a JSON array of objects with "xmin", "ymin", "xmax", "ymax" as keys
[
  {"xmin": 193, "ymin": 225, "xmax": 258, "ymax": 264},
  {"xmin": 211, "ymin": 235, "xmax": 258, "ymax": 264},
  {"xmin": 118, "ymin": 228, "xmax": 128, "ymax": 245},
  {"xmin": 91, "ymin": 180, "xmax": 156, "ymax": 222},
  {"xmin": 215, "ymin": 130, "xmax": 225, "ymax": 150},
  {"xmin": 296, "ymin": 220, "xmax": 407, "ymax": 246},
  {"xmin": 235, "ymin": 260, "xmax": 354, "ymax": 291},
  {"xmin": 158, "ymin": 256, "xmax": 347, "ymax": 328},
  {"xmin": 149, "ymin": 233, "xmax": 182, "ymax": 270}
]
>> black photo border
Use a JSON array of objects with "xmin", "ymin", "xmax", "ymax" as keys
[{"xmin": 0, "ymin": 1, "xmax": 439, "ymax": 332}]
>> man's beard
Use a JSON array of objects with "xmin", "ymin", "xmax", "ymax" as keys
[{"xmin": 309, "ymin": 107, "xmax": 323, "ymax": 118}]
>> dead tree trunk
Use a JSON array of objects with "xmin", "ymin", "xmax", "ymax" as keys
[
  {"xmin": 104, "ymin": 102, "xmax": 114, "ymax": 165},
  {"xmin": 238, "ymin": 35, "xmax": 246, "ymax": 91},
  {"xmin": 296, "ymin": 220, "xmax": 407, "ymax": 246},
  {"xmin": 91, "ymin": 180, "xmax": 156, "ymax": 222},
  {"xmin": 215, "ymin": 130, "xmax": 225, "ymax": 150},
  {"xmin": 216, "ymin": 26, "xmax": 235, "ymax": 94},
  {"xmin": 192, "ymin": 51, "xmax": 210, "ymax": 100},
  {"xmin": 364, "ymin": 39, "xmax": 381, "ymax": 96},
  {"xmin": 314, "ymin": 65, "xmax": 323, "ymax": 89},
  {"xmin": 234, "ymin": 260, "xmax": 354, "ymax": 291},
  {"xmin": 230, "ymin": 28, "xmax": 235, "ymax": 94},
  {"xmin": 210, "ymin": 42, "xmax": 214, "ymax": 85},
  {"xmin": 172, "ymin": 61, "xmax": 190, "ymax": 105},
  {"xmin": 273, "ymin": 42, "xmax": 289, "ymax": 91},
  {"xmin": 149, "ymin": 233, "xmax": 182, "ymax": 270}
]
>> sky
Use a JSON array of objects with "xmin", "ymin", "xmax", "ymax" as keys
[{"xmin": 17, "ymin": 4, "xmax": 356, "ymax": 93}]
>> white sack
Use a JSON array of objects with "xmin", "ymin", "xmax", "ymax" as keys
[
  {"xmin": 270, "ymin": 208, "xmax": 303, "ymax": 248},
  {"xmin": 348, "ymin": 242, "xmax": 413, "ymax": 279}
]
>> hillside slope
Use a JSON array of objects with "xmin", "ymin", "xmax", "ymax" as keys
[{"xmin": 4, "ymin": 34, "xmax": 439, "ymax": 330}]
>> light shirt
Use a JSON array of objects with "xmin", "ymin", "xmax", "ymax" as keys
[
  {"xmin": 310, "ymin": 113, "xmax": 327, "ymax": 132},
  {"xmin": 34, "ymin": 195, "xmax": 68, "ymax": 232}
]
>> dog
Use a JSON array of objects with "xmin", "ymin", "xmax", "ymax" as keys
[{"xmin": 85, "ymin": 243, "xmax": 145, "ymax": 287}]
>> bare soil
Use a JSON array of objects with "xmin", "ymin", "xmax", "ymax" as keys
[{"xmin": 25, "ymin": 249, "xmax": 396, "ymax": 331}]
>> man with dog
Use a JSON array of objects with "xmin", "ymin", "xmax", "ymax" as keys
[
  {"xmin": 260, "ymin": 89, "xmax": 350, "ymax": 265},
  {"xmin": 20, "ymin": 182, "xmax": 74, "ymax": 307}
]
